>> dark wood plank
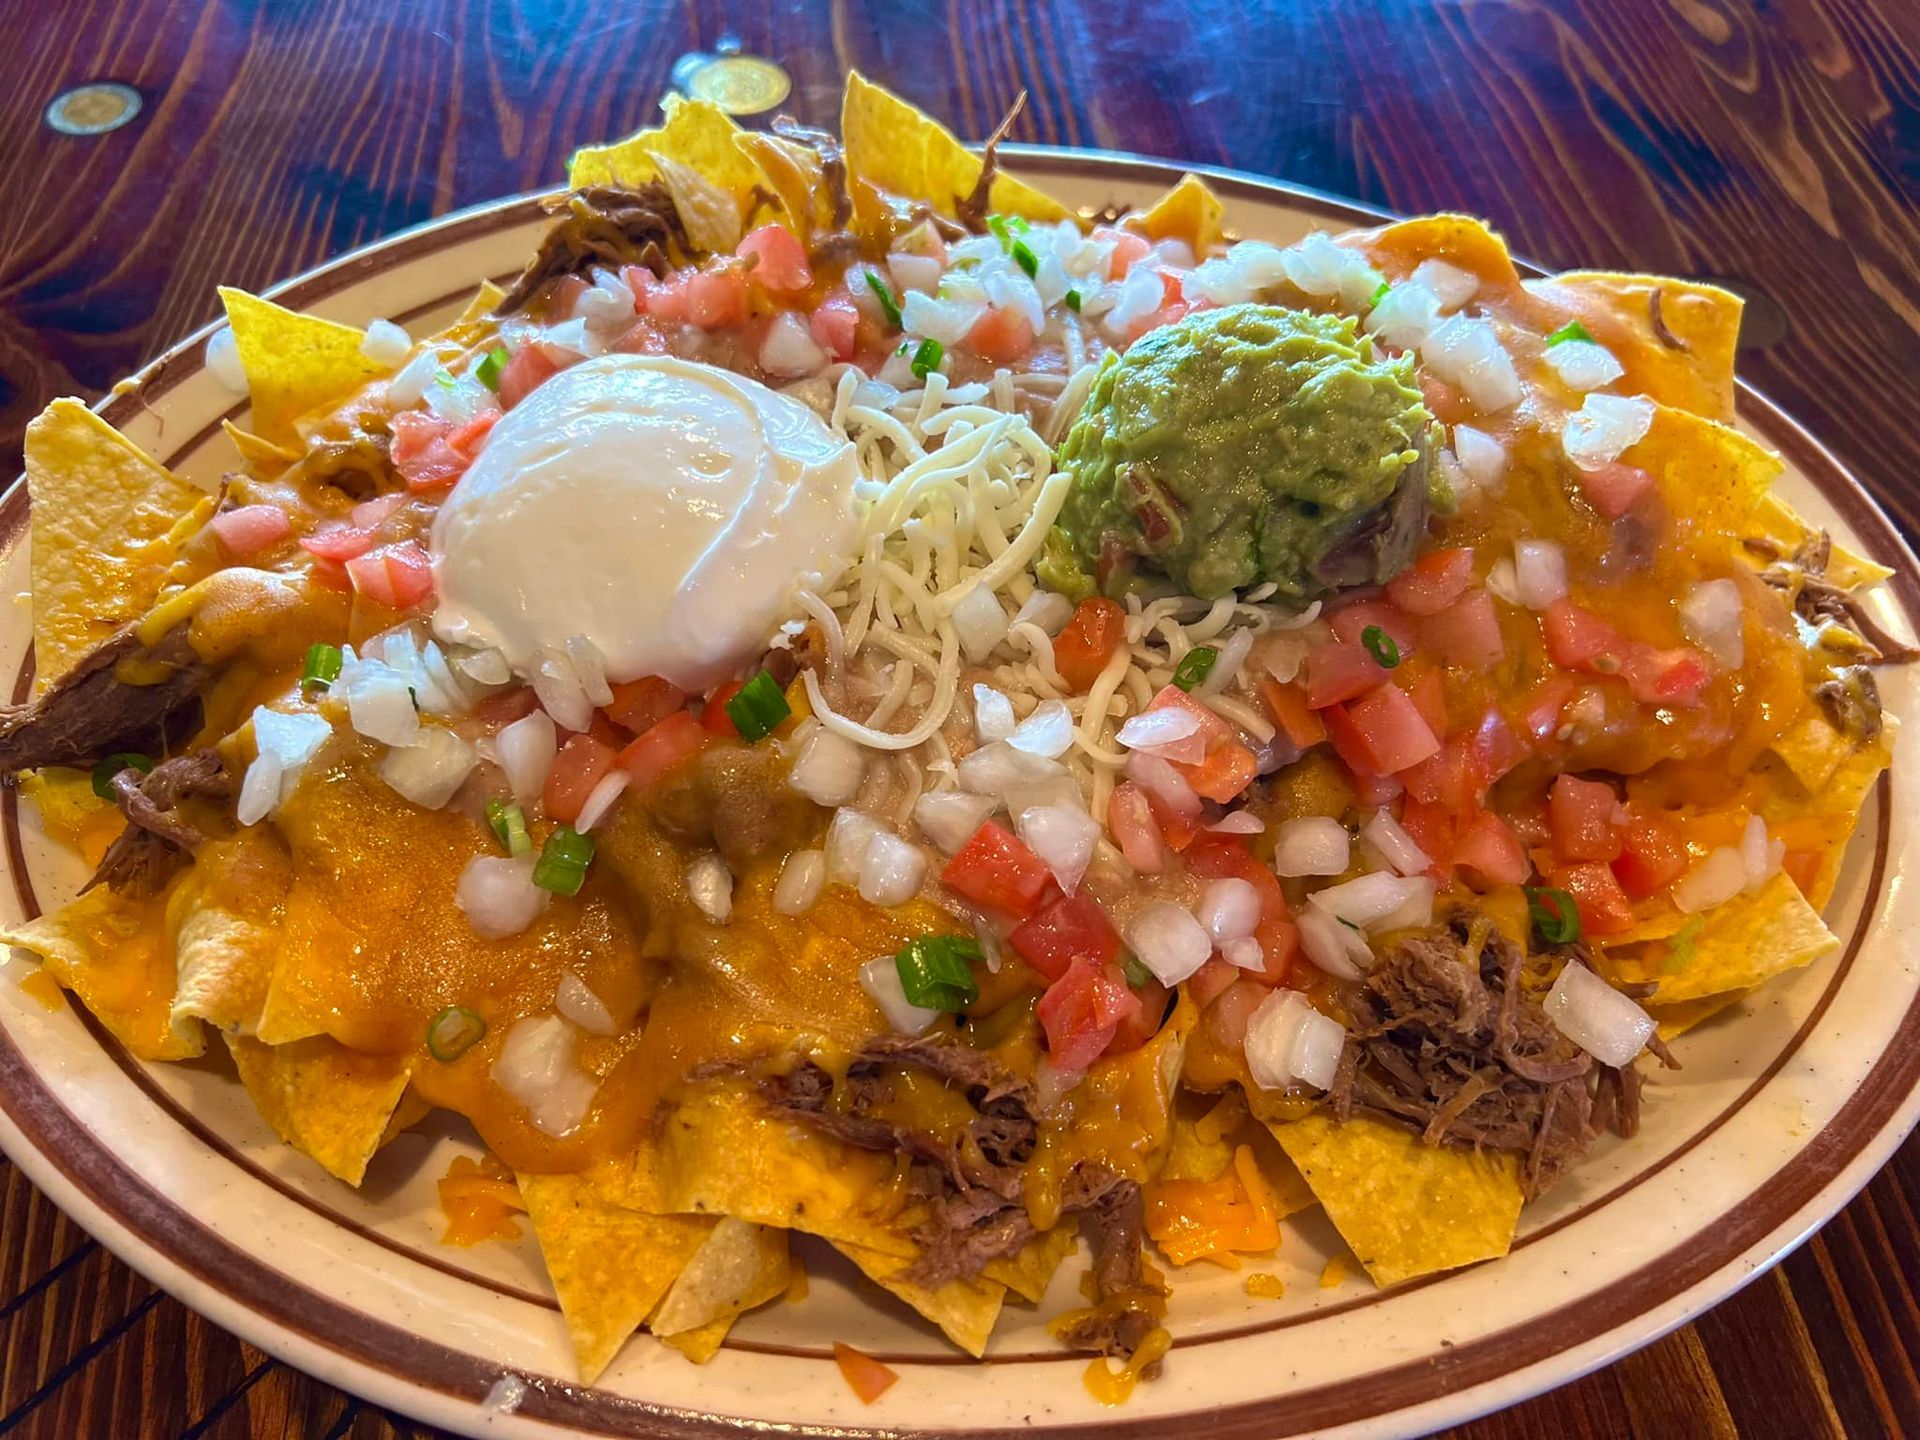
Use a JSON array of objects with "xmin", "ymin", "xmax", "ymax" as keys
[{"xmin": 3, "ymin": 2, "xmax": 1920, "ymax": 1436}]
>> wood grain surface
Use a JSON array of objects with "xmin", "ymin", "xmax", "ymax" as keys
[{"xmin": 5, "ymin": 1, "xmax": 1920, "ymax": 1435}]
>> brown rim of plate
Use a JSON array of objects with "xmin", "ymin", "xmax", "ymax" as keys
[{"xmin": 0, "ymin": 149, "xmax": 1915, "ymax": 1436}]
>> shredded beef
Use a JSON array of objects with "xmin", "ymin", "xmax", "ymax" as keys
[
  {"xmin": 0, "ymin": 626, "xmax": 207, "ymax": 774},
  {"xmin": 954, "ymin": 92, "xmax": 1029, "ymax": 234},
  {"xmin": 1334, "ymin": 916, "xmax": 1627, "ymax": 1199},
  {"xmin": 87, "ymin": 750, "xmax": 232, "ymax": 895},
  {"xmin": 497, "ymin": 183, "xmax": 684, "ymax": 315},
  {"xmin": 1050, "ymin": 1173, "xmax": 1164, "ymax": 1368},
  {"xmin": 1747, "ymin": 529, "xmax": 1920, "ymax": 677},
  {"xmin": 1648, "ymin": 287, "xmax": 1689, "ymax": 352}
]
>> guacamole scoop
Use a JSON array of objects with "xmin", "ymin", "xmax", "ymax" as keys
[{"xmin": 1040, "ymin": 304, "xmax": 1438, "ymax": 604}]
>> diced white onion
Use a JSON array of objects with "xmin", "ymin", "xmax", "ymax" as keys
[
  {"xmin": 530, "ymin": 646, "xmax": 593, "ymax": 732},
  {"xmin": 237, "ymin": 706, "xmax": 334, "ymax": 825},
  {"xmin": 789, "ymin": 726, "xmax": 866, "ymax": 806},
  {"xmin": 973, "ymin": 684, "xmax": 1016, "ymax": 743},
  {"xmin": 1672, "ymin": 846, "xmax": 1747, "ymax": 913},
  {"xmin": 1245, "ymin": 989, "xmax": 1346, "ymax": 1092},
  {"xmin": 1016, "ymin": 803, "xmax": 1102, "ymax": 894},
  {"xmin": 959, "ymin": 741, "xmax": 1064, "ymax": 801},
  {"xmin": 1296, "ymin": 907, "xmax": 1371, "ymax": 981},
  {"xmin": 496, "ymin": 711, "xmax": 558, "ymax": 808},
  {"xmin": 1364, "ymin": 280, "xmax": 1441, "ymax": 351},
  {"xmin": 859, "ymin": 831, "xmax": 927, "ymax": 906},
  {"xmin": 826, "ymin": 808, "xmax": 884, "ymax": 885},
  {"xmin": 1543, "ymin": 339, "xmax": 1625, "ymax": 392},
  {"xmin": 1360, "ymin": 810, "xmax": 1432, "ymax": 877},
  {"xmin": 687, "ymin": 853, "xmax": 734, "ymax": 922},
  {"xmin": 575, "ymin": 768, "xmax": 630, "ymax": 832},
  {"xmin": 454, "ymin": 647, "xmax": 513, "ymax": 687},
  {"xmin": 1563, "ymin": 393, "xmax": 1655, "ymax": 471},
  {"xmin": 456, "ymin": 854, "xmax": 549, "ymax": 939},
  {"xmin": 1281, "ymin": 232, "xmax": 1385, "ymax": 313},
  {"xmin": 1412, "ymin": 258, "xmax": 1480, "ymax": 310},
  {"xmin": 1117, "ymin": 706, "xmax": 1202, "ymax": 757},
  {"xmin": 914, "ymin": 791, "xmax": 997, "ymax": 853},
  {"xmin": 1124, "ymin": 750, "xmax": 1201, "ymax": 819},
  {"xmin": 1193, "ymin": 627, "xmax": 1255, "ymax": 698},
  {"xmin": 564, "ymin": 636, "xmax": 614, "ymax": 707},
  {"xmin": 424, "ymin": 372, "xmax": 491, "ymax": 426},
  {"xmin": 379, "ymin": 726, "xmax": 478, "ymax": 809},
  {"xmin": 951, "ymin": 583, "xmax": 1011, "ymax": 664},
  {"xmin": 1126, "ymin": 902, "xmax": 1213, "ymax": 985},
  {"xmin": 1544, "ymin": 961, "xmax": 1655, "ymax": 1068},
  {"xmin": 554, "ymin": 971, "xmax": 617, "ymax": 1035},
  {"xmin": 1197, "ymin": 878, "xmax": 1262, "ymax": 944},
  {"xmin": 387, "ymin": 347, "xmax": 442, "ymax": 407},
  {"xmin": 1680, "ymin": 579, "xmax": 1744, "ymax": 668},
  {"xmin": 337, "ymin": 656, "xmax": 420, "ymax": 747},
  {"xmin": 204, "ymin": 324, "xmax": 248, "ymax": 394},
  {"xmin": 359, "ymin": 318, "xmax": 412, "ymax": 367},
  {"xmin": 1007, "ymin": 699, "xmax": 1074, "ymax": 759},
  {"xmin": 1273, "ymin": 816, "xmax": 1350, "ymax": 877},
  {"xmin": 1739, "ymin": 814, "xmax": 1779, "ymax": 891},
  {"xmin": 1208, "ymin": 810, "xmax": 1264, "ymax": 835},
  {"xmin": 860, "ymin": 953, "xmax": 940, "ymax": 1035},
  {"xmin": 1222, "ymin": 936, "xmax": 1265, "ymax": 970},
  {"xmin": 888, "ymin": 252, "xmax": 944, "ymax": 295},
  {"xmin": 1012, "ymin": 591, "xmax": 1075, "ymax": 635},
  {"xmin": 773, "ymin": 848, "xmax": 827, "ymax": 915},
  {"xmin": 1310, "ymin": 872, "xmax": 1433, "ymax": 930},
  {"xmin": 1513, "ymin": 540, "xmax": 1569, "ymax": 610},
  {"xmin": 759, "ymin": 310, "xmax": 829, "ymax": 378},
  {"xmin": 1421, "ymin": 314, "xmax": 1522, "ymax": 413},
  {"xmin": 1451, "ymin": 424, "xmax": 1508, "ymax": 497},
  {"xmin": 901, "ymin": 291, "xmax": 987, "ymax": 346},
  {"xmin": 492, "ymin": 1016, "xmax": 597, "ymax": 1136}
]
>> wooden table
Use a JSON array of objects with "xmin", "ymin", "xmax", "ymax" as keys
[{"xmin": 5, "ymin": 1, "xmax": 1920, "ymax": 1435}]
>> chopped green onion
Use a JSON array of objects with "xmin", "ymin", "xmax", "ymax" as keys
[
  {"xmin": 1010, "ymin": 239, "xmax": 1039, "ymax": 279},
  {"xmin": 533, "ymin": 825, "xmax": 595, "ymax": 897},
  {"xmin": 864, "ymin": 270, "xmax": 903, "ymax": 329},
  {"xmin": 91, "ymin": 752, "xmax": 153, "ymax": 800},
  {"xmin": 474, "ymin": 346, "xmax": 510, "ymax": 391},
  {"xmin": 1370, "ymin": 280, "xmax": 1391, "ymax": 307},
  {"xmin": 725, "ymin": 671, "xmax": 791, "ymax": 743},
  {"xmin": 1661, "ymin": 915, "xmax": 1705, "ymax": 973},
  {"xmin": 1172, "ymin": 646, "xmax": 1218, "ymax": 692},
  {"xmin": 1065, "ymin": 289, "xmax": 1082, "ymax": 313},
  {"xmin": 894, "ymin": 935, "xmax": 982, "ymax": 1011},
  {"xmin": 426, "ymin": 1005, "xmax": 486, "ymax": 1062},
  {"xmin": 1122, "ymin": 955, "xmax": 1153, "ymax": 988},
  {"xmin": 1526, "ymin": 887, "xmax": 1582, "ymax": 946},
  {"xmin": 1545, "ymin": 320, "xmax": 1596, "ymax": 347},
  {"xmin": 485, "ymin": 798, "xmax": 533, "ymax": 857},
  {"xmin": 301, "ymin": 642, "xmax": 343, "ymax": 692},
  {"xmin": 910, "ymin": 338, "xmax": 944, "ymax": 380},
  {"xmin": 1361, "ymin": 625, "xmax": 1400, "ymax": 669}
]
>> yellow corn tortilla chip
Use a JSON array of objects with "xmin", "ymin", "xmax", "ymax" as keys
[
  {"xmin": 648, "ymin": 1216, "xmax": 789, "ymax": 1337},
  {"xmin": 1356, "ymin": 214, "xmax": 1522, "ymax": 290},
  {"xmin": 1771, "ymin": 711, "xmax": 1857, "ymax": 793},
  {"xmin": 450, "ymin": 279, "xmax": 504, "ymax": 330},
  {"xmin": 841, "ymin": 71, "xmax": 1072, "ymax": 227},
  {"xmin": 217, "ymin": 287, "xmax": 385, "ymax": 448},
  {"xmin": 1756, "ymin": 713, "xmax": 1893, "ymax": 910},
  {"xmin": 225, "ymin": 1033, "xmax": 412, "ymax": 1185},
  {"xmin": 165, "ymin": 839, "xmax": 289, "ymax": 1038},
  {"xmin": 1613, "ymin": 872, "xmax": 1839, "ymax": 1004},
  {"xmin": 1537, "ymin": 272, "xmax": 1742, "ymax": 422},
  {"xmin": 1129, "ymin": 173, "xmax": 1225, "ymax": 256},
  {"xmin": 657, "ymin": 1314, "xmax": 734, "ymax": 1365},
  {"xmin": 1650, "ymin": 989, "xmax": 1748, "ymax": 1041},
  {"xmin": 734, "ymin": 131, "xmax": 835, "ymax": 239},
  {"xmin": 649, "ymin": 151, "xmax": 744, "ymax": 254},
  {"xmin": 1269, "ymin": 1113, "xmax": 1524, "ymax": 1289},
  {"xmin": 835, "ymin": 1239, "xmax": 1006, "ymax": 1357},
  {"xmin": 983, "ymin": 1222, "xmax": 1079, "ymax": 1305},
  {"xmin": 23, "ymin": 400, "xmax": 208, "ymax": 693},
  {"xmin": 1627, "ymin": 404, "xmax": 1781, "ymax": 548},
  {"xmin": 220, "ymin": 421, "xmax": 300, "ymax": 479},
  {"xmin": 1748, "ymin": 493, "xmax": 1892, "ymax": 589},
  {"xmin": 518, "ymin": 1167, "xmax": 718, "ymax": 1383},
  {"xmin": 567, "ymin": 95, "xmax": 765, "ymax": 212},
  {"xmin": 0, "ymin": 886, "xmax": 202, "ymax": 1061},
  {"xmin": 17, "ymin": 768, "xmax": 125, "ymax": 869}
]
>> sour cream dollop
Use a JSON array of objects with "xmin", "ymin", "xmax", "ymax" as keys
[{"xmin": 430, "ymin": 355, "xmax": 859, "ymax": 692}]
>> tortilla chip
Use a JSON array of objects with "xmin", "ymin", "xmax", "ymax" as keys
[
  {"xmin": 1771, "ymin": 711, "xmax": 1857, "ymax": 793},
  {"xmin": 1538, "ymin": 273, "xmax": 1742, "ymax": 422},
  {"xmin": 225, "ymin": 1033, "xmax": 412, "ymax": 1185},
  {"xmin": 657, "ymin": 1314, "xmax": 734, "ymax": 1364},
  {"xmin": 841, "ymin": 71, "xmax": 1072, "ymax": 227},
  {"xmin": 518, "ymin": 1167, "xmax": 718, "ymax": 1383},
  {"xmin": 1650, "ymin": 989, "xmax": 1748, "ymax": 1041},
  {"xmin": 734, "ymin": 131, "xmax": 834, "ymax": 238},
  {"xmin": 17, "ymin": 769, "xmax": 125, "ymax": 869},
  {"xmin": 220, "ymin": 421, "xmax": 299, "ymax": 479},
  {"xmin": 1759, "ymin": 715, "xmax": 1893, "ymax": 909},
  {"xmin": 1613, "ymin": 872, "xmax": 1839, "ymax": 1004},
  {"xmin": 567, "ymin": 95, "xmax": 765, "ymax": 216},
  {"xmin": 23, "ymin": 400, "xmax": 209, "ymax": 692},
  {"xmin": 649, "ymin": 151, "xmax": 744, "ymax": 254},
  {"xmin": 1269, "ymin": 1113, "xmax": 1524, "ymax": 1289},
  {"xmin": 1356, "ymin": 214, "xmax": 1522, "ymax": 291},
  {"xmin": 983, "ymin": 1222, "xmax": 1079, "ymax": 1305},
  {"xmin": 835, "ymin": 1240, "xmax": 1006, "ymax": 1357},
  {"xmin": 1628, "ymin": 404, "xmax": 1781, "ymax": 548},
  {"xmin": 0, "ymin": 886, "xmax": 202, "ymax": 1060},
  {"xmin": 1129, "ymin": 174, "xmax": 1225, "ymax": 256},
  {"xmin": 217, "ymin": 287, "xmax": 385, "ymax": 447},
  {"xmin": 450, "ymin": 280, "xmax": 505, "ymax": 330},
  {"xmin": 1748, "ymin": 493, "xmax": 1892, "ymax": 589},
  {"xmin": 648, "ymin": 1216, "xmax": 790, "ymax": 1337}
]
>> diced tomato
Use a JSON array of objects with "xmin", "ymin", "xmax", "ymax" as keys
[
  {"xmin": 1542, "ymin": 600, "xmax": 1628, "ymax": 673},
  {"xmin": 345, "ymin": 541, "xmax": 434, "ymax": 609},
  {"xmin": 1419, "ymin": 588, "xmax": 1505, "ymax": 668},
  {"xmin": 1419, "ymin": 372, "xmax": 1471, "ymax": 426},
  {"xmin": 644, "ymin": 271, "xmax": 694, "ymax": 324},
  {"xmin": 1188, "ymin": 957, "xmax": 1240, "ymax": 1009},
  {"xmin": 1351, "ymin": 769, "xmax": 1404, "ymax": 807},
  {"xmin": 1404, "ymin": 668, "xmax": 1448, "ymax": 739},
  {"xmin": 1186, "ymin": 741, "xmax": 1258, "ymax": 804},
  {"xmin": 619, "ymin": 265, "xmax": 656, "ymax": 310},
  {"xmin": 809, "ymin": 290, "xmax": 863, "ymax": 362},
  {"xmin": 1577, "ymin": 461, "xmax": 1655, "ymax": 518},
  {"xmin": 1549, "ymin": 774, "xmax": 1623, "ymax": 862},
  {"xmin": 1203, "ymin": 978, "xmax": 1265, "ymax": 1049},
  {"xmin": 1548, "ymin": 860, "xmax": 1636, "ymax": 937},
  {"xmin": 701, "ymin": 679, "xmax": 745, "ymax": 736},
  {"xmin": 1107, "ymin": 975, "xmax": 1170, "ymax": 1054},
  {"xmin": 497, "ymin": 344, "xmax": 565, "ymax": 410},
  {"xmin": 833, "ymin": 1342, "xmax": 898, "ymax": 1405},
  {"xmin": 1146, "ymin": 685, "xmax": 1234, "ymax": 746},
  {"xmin": 1342, "ymin": 683, "xmax": 1441, "ymax": 775},
  {"xmin": 535, "ymin": 274, "xmax": 589, "ymax": 322},
  {"xmin": 683, "ymin": 265, "xmax": 750, "ymax": 328},
  {"xmin": 1453, "ymin": 810, "xmax": 1530, "ymax": 887},
  {"xmin": 1519, "ymin": 674, "xmax": 1579, "ymax": 744},
  {"xmin": 543, "ymin": 734, "xmax": 617, "ymax": 824},
  {"xmin": 603, "ymin": 676, "xmax": 686, "ymax": 736},
  {"xmin": 351, "ymin": 493, "xmax": 406, "ymax": 531},
  {"xmin": 306, "ymin": 557, "xmax": 352, "ymax": 592},
  {"xmin": 209, "ymin": 504, "xmax": 290, "ymax": 557},
  {"xmin": 942, "ymin": 822, "xmax": 1053, "ymax": 921},
  {"xmin": 966, "ymin": 306, "xmax": 1036, "ymax": 363},
  {"xmin": 736, "ymin": 224, "xmax": 813, "ymax": 295},
  {"xmin": 1469, "ymin": 707, "xmax": 1523, "ymax": 787},
  {"xmin": 1037, "ymin": 959, "xmax": 1140, "ymax": 1070},
  {"xmin": 1098, "ymin": 227, "xmax": 1153, "ymax": 279},
  {"xmin": 1185, "ymin": 835, "xmax": 1292, "ymax": 964},
  {"xmin": 1329, "ymin": 599, "xmax": 1418, "ymax": 657},
  {"xmin": 612, "ymin": 317, "xmax": 669, "ymax": 355},
  {"xmin": 1386, "ymin": 547, "xmax": 1475, "ymax": 616},
  {"xmin": 1782, "ymin": 848, "xmax": 1821, "ymax": 895},
  {"xmin": 1304, "ymin": 641, "xmax": 1389, "ymax": 709},
  {"xmin": 1399, "ymin": 735, "xmax": 1469, "ymax": 809},
  {"xmin": 1011, "ymin": 895, "xmax": 1123, "ymax": 982},
  {"xmin": 1612, "ymin": 802, "xmax": 1689, "ymax": 899},
  {"xmin": 474, "ymin": 685, "xmax": 538, "ymax": 726},
  {"xmin": 1259, "ymin": 678, "xmax": 1326, "ymax": 751},
  {"xmin": 1624, "ymin": 645, "xmax": 1711, "ymax": 709},
  {"xmin": 1399, "ymin": 796, "xmax": 1456, "ymax": 873},
  {"xmin": 389, "ymin": 409, "xmax": 467, "ymax": 491},
  {"xmin": 1125, "ymin": 301, "xmax": 1190, "ymax": 344},
  {"xmin": 447, "ymin": 407, "xmax": 501, "ymax": 461},
  {"xmin": 1107, "ymin": 781, "xmax": 1167, "ymax": 875},
  {"xmin": 1321, "ymin": 701, "xmax": 1381, "ymax": 777},
  {"xmin": 615, "ymin": 711, "xmax": 709, "ymax": 790},
  {"xmin": 1144, "ymin": 788, "xmax": 1201, "ymax": 852},
  {"xmin": 1054, "ymin": 597, "xmax": 1126, "ymax": 692}
]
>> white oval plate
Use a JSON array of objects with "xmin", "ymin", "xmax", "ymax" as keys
[{"xmin": 1, "ymin": 151, "xmax": 1917, "ymax": 1440}]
